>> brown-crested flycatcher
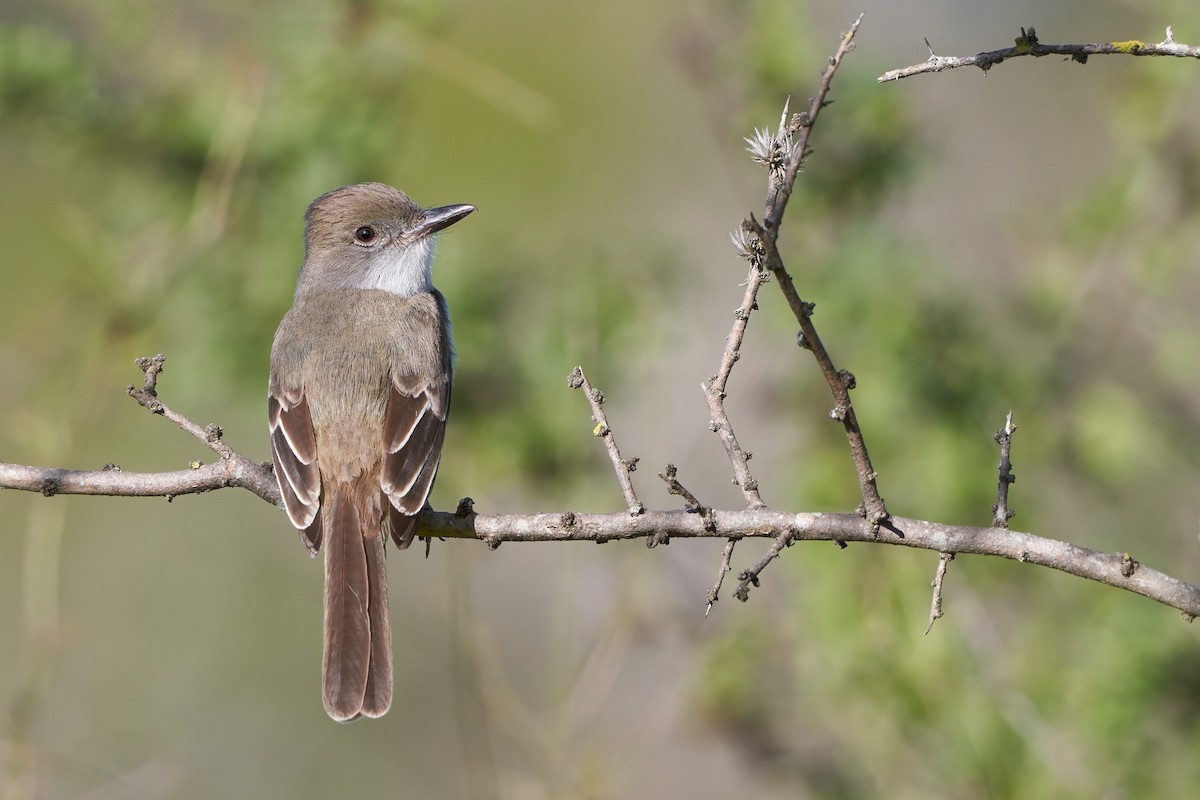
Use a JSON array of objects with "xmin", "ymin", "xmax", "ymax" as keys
[{"xmin": 268, "ymin": 183, "xmax": 474, "ymax": 721}]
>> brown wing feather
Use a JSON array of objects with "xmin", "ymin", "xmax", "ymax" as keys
[
  {"xmin": 381, "ymin": 382, "xmax": 449, "ymax": 548},
  {"xmin": 268, "ymin": 391, "xmax": 323, "ymax": 554},
  {"xmin": 401, "ymin": 423, "xmax": 446, "ymax": 510},
  {"xmin": 387, "ymin": 505, "xmax": 421, "ymax": 550}
]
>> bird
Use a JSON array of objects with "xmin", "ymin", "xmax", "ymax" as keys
[{"xmin": 268, "ymin": 182, "xmax": 474, "ymax": 721}]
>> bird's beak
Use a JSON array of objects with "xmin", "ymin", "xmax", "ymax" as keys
[{"xmin": 414, "ymin": 204, "xmax": 476, "ymax": 239}]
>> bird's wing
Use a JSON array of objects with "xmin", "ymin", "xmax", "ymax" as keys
[
  {"xmin": 380, "ymin": 379, "xmax": 449, "ymax": 549},
  {"xmin": 268, "ymin": 384, "xmax": 323, "ymax": 554}
]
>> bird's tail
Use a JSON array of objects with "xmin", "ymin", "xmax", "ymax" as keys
[{"xmin": 322, "ymin": 478, "xmax": 392, "ymax": 722}]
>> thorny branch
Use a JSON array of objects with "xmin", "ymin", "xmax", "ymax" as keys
[{"xmin": 878, "ymin": 25, "xmax": 1200, "ymax": 83}]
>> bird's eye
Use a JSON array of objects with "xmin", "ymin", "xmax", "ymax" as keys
[{"xmin": 354, "ymin": 226, "xmax": 377, "ymax": 243}]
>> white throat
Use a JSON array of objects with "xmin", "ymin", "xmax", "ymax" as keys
[{"xmin": 365, "ymin": 238, "xmax": 435, "ymax": 296}]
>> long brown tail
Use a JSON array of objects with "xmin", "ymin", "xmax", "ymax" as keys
[{"xmin": 322, "ymin": 481, "xmax": 392, "ymax": 722}]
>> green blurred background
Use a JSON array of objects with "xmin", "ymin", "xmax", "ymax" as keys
[{"xmin": 2, "ymin": 0, "xmax": 1200, "ymax": 797}]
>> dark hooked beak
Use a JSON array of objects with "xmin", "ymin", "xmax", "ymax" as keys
[{"xmin": 414, "ymin": 204, "xmax": 476, "ymax": 239}]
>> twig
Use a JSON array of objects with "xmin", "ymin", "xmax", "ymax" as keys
[
  {"xmin": 743, "ymin": 14, "xmax": 888, "ymax": 529},
  {"xmin": 702, "ymin": 251, "xmax": 770, "ymax": 510},
  {"xmin": 878, "ymin": 25, "xmax": 1200, "ymax": 83},
  {"xmin": 127, "ymin": 355, "xmax": 240, "ymax": 462},
  {"xmin": 705, "ymin": 537, "xmax": 740, "ymax": 616},
  {"xmin": 762, "ymin": 15, "xmax": 862, "ymax": 225},
  {"xmin": 568, "ymin": 366, "xmax": 645, "ymax": 516},
  {"xmin": 733, "ymin": 528, "xmax": 796, "ymax": 602},
  {"xmin": 993, "ymin": 411, "xmax": 1017, "ymax": 528},
  {"xmin": 655, "ymin": 464, "xmax": 716, "ymax": 547},
  {"xmin": 656, "ymin": 464, "xmax": 706, "ymax": 514},
  {"xmin": 924, "ymin": 552, "xmax": 955, "ymax": 635}
]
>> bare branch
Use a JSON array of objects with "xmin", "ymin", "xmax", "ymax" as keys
[
  {"xmin": 0, "ymin": 459, "xmax": 279, "ymax": 505},
  {"xmin": 412, "ymin": 510, "xmax": 1200, "ymax": 619},
  {"xmin": 878, "ymin": 25, "xmax": 1200, "ymax": 83},
  {"xmin": 568, "ymin": 366, "xmax": 645, "ymax": 516},
  {"xmin": 4, "ymin": 445, "xmax": 1198, "ymax": 618}
]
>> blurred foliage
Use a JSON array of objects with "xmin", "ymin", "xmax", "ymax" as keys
[{"xmin": 2, "ymin": 1, "xmax": 1200, "ymax": 799}]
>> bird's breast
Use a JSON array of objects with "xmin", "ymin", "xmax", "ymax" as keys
[{"xmin": 278, "ymin": 288, "xmax": 447, "ymax": 480}]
